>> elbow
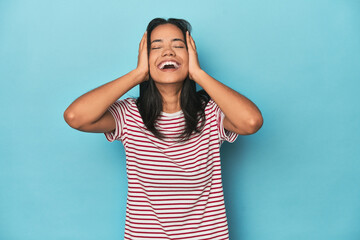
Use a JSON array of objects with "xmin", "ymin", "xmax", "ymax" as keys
[
  {"xmin": 247, "ymin": 115, "xmax": 263, "ymax": 134},
  {"xmin": 63, "ymin": 110, "xmax": 81, "ymax": 129}
]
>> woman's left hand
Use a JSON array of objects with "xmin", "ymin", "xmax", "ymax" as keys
[{"xmin": 186, "ymin": 31, "xmax": 202, "ymax": 81}]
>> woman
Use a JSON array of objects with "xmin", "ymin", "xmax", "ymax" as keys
[{"xmin": 64, "ymin": 17, "xmax": 263, "ymax": 240}]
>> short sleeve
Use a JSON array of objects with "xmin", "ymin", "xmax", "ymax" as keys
[
  {"xmin": 209, "ymin": 99, "xmax": 239, "ymax": 145},
  {"xmin": 104, "ymin": 98, "xmax": 130, "ymax": 142}
]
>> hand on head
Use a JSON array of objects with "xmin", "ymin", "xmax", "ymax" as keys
[
  {"xmin": 136, "ymin": 31, "xmax": 149, "ymax": 82},
  {"xmin": 186, "ymin": 31, "xmax": 202, "ymax": 81}
]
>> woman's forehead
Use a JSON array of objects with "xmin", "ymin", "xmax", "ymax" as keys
[{"xmin": 151, "ymin": 24, "xmax": 184, "ymax": 41}]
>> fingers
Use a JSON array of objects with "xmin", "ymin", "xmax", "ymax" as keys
[
  {"xmin": 186, "ymin": 31, "xmax": 191, "ymax": 49},
  {"xmin": 139, "ymin": 32, "xmax": 144, "ymax": 49},
  {"xmin": 142, "ymin": 31, "xmax": 147, "ymax": 49},
  {"xmin": 136, "ymin": 31, "xmax": 149, "ymax": 80},
  {"xmin": 186, "ymin": 31, "xmax": 196, "ymax": 51},
  {"xmin": 189, "ymin": 33, "xmax": 196, "ymax": 50},
  {"xmin": 139, "ymin": 31, "xmax": 147, "ymax": 51},
  {"xmin": 140, "ymin": 33, "xmax": 144, "ymax": 49}
]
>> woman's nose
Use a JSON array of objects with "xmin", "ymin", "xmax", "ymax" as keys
[{"xmin": 161, "ymin": 47, "xmax": 175, "ymax": 57}]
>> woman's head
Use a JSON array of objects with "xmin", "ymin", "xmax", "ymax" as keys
[
  {"xmin": 137, "ymin": 18, "xmax": 210, "ymax": 142},
  {"xmin": 146, "ymin": 18, "xmax": 192, "ymax": 85}
]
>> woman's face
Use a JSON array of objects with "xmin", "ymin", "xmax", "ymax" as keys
[{"xmin": 148, "ymin": 24, "xmax": 189, "ymax": 84}]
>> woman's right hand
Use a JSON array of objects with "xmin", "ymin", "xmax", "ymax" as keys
[{"xmin": 136, "ymin": 31, "xmax": 149, "ymax": 82}]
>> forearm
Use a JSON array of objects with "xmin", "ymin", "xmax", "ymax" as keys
[
  {"xmin": 64, "ymin": 69, "xmax": 146, "ymax": 127},
  {"xmin": 193, "ymin": 70, "xmax": 263, "ymax": 130}
]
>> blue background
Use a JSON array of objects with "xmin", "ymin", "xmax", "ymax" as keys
[{"xmin": 1, "ymin": 0, "xmax": 360, "ymax": 239}]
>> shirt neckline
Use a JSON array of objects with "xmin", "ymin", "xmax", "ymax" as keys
[{"xmin": 160, "ymin": 110, "xmax": 183, "ymax": 117}]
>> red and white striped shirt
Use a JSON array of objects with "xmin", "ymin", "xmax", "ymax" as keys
[{"xmin": 104, "ymin": 97, "xmax": 238, "ymax": 240}]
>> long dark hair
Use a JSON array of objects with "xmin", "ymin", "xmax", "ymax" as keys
[{"xmin": 135, "ymin": 17, "xmax": 210, "ymax": 142}]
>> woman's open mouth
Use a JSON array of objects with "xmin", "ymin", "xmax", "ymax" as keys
[{"xmin": 157, "ymin": 60, "xmax": 181, "ymax": 72}]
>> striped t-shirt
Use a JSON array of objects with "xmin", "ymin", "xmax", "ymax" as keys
[{"xmin": 104, "ymin": 97, "xmax": 238, "ymax": 240}]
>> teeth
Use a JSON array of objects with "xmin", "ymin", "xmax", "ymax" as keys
[{"xmin": 158, "ymin": 61, "xmax": 180, "ymax": 69}]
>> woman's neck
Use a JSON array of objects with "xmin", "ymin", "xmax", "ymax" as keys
[{"xmin": 155, "ymin": 82, "xmax": 183, "ymax": 113}]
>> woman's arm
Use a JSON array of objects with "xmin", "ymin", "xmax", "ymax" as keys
[
  {"xmin": 64, "ymin": 69, "xmax": 145, "ymax": 132},
  {"xmin": 193, "ymin": 70, "xmax": 263, "ymax": 135},
  {"xmin": 186, "ymin": 31, "xmax": 263, "ymax": 135},
  {"xmin": 63, "ymin": 32, "xmax": 149, "ymax": 132}
]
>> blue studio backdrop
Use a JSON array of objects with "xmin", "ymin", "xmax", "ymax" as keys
[{"xmin": 1, "ymin": 0, "xmax": 359, "ymax": 239}]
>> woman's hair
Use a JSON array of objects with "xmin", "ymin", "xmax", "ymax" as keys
[{"xmin": 135, "ymin": 17, "xmax": 211, "ymax": 142}]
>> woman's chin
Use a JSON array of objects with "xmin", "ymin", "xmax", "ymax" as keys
[
  {"xmin": 153, "ymin": 77, "xmax": 186, "ymax": 85},
  {"xmin": 151, "ymin": 72, "xmax": 188, "ymax": 84}
]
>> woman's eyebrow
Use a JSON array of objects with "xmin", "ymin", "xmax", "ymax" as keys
[{"xmin": 151, "ymin": 38, "xmax": 185, "ymax": 44}]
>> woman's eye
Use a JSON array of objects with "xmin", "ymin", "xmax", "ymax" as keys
[{"xmin": 151, "ymin": 46, "xmax": 184, "ymax": 50}]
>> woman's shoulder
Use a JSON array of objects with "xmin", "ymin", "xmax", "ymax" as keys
[
  {"xmin": 204, "ymin": 98, "xmax": 217, "ymax": 110},
  {"xmin": 116, "ymin": 97, "xmax": 137, "ymax": 105},
  {"xmin": 203, "ymin": 98, "xmax": 223, "ymax": 121},
  {"xmin": 110, "ymin": 97, "xmax": 138, "ymax": 114},
  {"xmin": 197, "ymin": 90, "xmax": 214, "ymax": 110}
]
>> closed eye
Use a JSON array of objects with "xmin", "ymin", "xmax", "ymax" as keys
[{"xmin": 151, "ymin": 46, "xmax": 185, "ymax": 50}]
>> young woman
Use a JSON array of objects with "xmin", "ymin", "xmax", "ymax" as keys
[{"xmin": 64, "ymin": 18, "xmax": 263, "ymax": 240}]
